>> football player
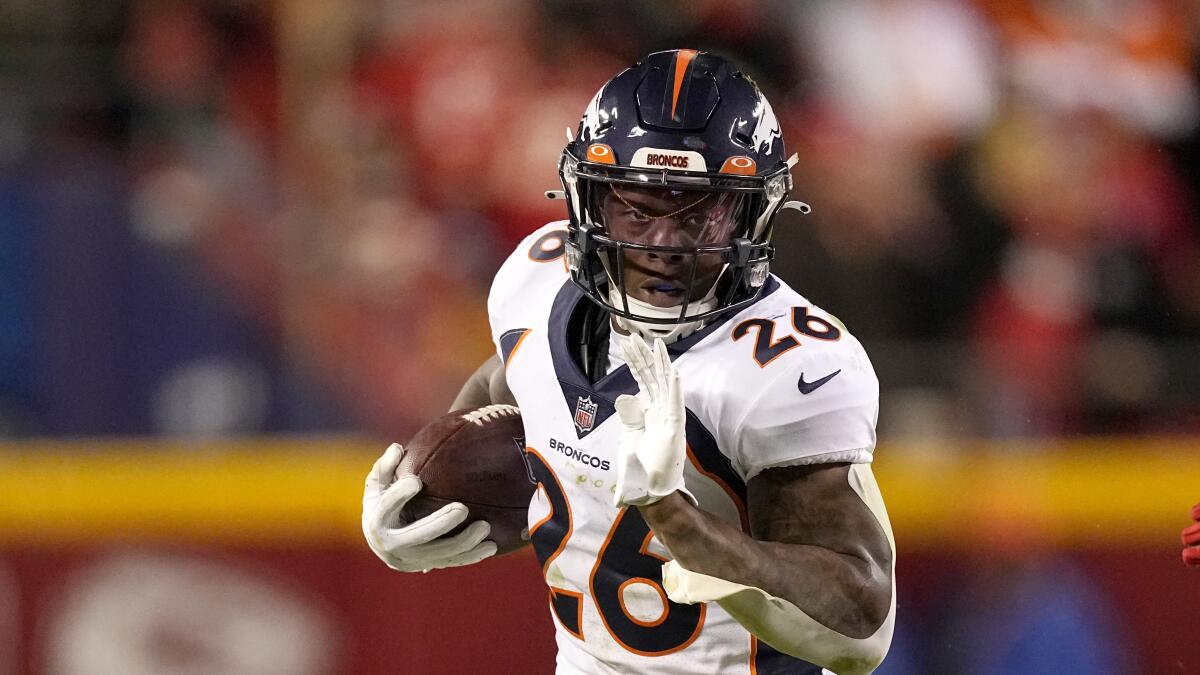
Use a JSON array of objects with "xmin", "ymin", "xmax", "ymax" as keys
[
  {"xmin": 363, "ymin": 50, "xmax": 895, "ymax": 674},
  {"xmin": 1184, "ymin": 503, "xmax": 1200, "ymax": 567}
]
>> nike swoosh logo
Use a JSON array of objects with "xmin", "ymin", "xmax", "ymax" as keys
[{"xmin": 797, "ymin": 369, "xmax": 841, "ymax": 395}]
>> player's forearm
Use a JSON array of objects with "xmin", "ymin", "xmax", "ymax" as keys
[{"xmin": 639, "ymin": 493, "xmax": 889, "ymax": 638}]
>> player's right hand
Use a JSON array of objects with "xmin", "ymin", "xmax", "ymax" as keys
[
  {"xmin": 361, "ymin": 443, "xmax": 497, "ymax": 573},
  {"xmin": 1184, "ymin": 502, "xmax": 1200, "ymax": 567},
  {"xmin": 614, "ymin": 335, "xmax": 695, "ymax": 508}
]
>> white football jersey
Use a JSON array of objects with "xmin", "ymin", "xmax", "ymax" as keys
[{"xmin": 489, "ymin": 222, "xmax": 878, "ymax": 675}]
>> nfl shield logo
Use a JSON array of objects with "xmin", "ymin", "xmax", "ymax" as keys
[{"xmin": 574, "ymin": 396, "xmax": 598, "ymax": 433}]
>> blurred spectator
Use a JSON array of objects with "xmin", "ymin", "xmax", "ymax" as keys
[{"xmin": 2, "ymin": 0, "xmax": 1198, "ymax": 438}]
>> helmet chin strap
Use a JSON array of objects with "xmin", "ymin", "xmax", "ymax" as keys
[{"xmin": 607, "ymin": 286, "xmax": 718, "ymax": 345}]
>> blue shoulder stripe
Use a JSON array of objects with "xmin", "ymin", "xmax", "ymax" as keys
[{"xmin": 499, "ymin": 328, "xmax": 532, "ymax": 368}]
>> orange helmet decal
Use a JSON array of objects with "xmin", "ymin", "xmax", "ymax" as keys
[
  {"xmin": 720, "ymin": 156, "xmax": 757, "ymax": 175},
  {"xmin": 587, "ymin": 143, "xmax": 616, "ymax": 164}
]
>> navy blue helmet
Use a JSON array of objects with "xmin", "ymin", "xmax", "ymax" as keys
[{"xmin": 558, "ymin": 49, "xmax": 799, "ymax": 332}]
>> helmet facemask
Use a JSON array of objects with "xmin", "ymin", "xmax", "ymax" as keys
[{"xmin": 561, "ymin": 152, "xmax": 784, "ymax": 340}]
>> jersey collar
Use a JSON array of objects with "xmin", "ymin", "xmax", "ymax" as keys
[{"xmin": 547, "ymin": 277, "xmax": 780, "ymax": 439}]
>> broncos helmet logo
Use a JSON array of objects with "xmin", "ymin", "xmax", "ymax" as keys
[{"xmin": 752, "ymin": 94, "xmax": 782, "ymax": 157}]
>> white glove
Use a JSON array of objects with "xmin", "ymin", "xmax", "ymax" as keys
[
  {"xmin": 361, "ymin": 443, "xmax": 497, "ymax": 572},
  {"xmin": 613, "ymin": 335, "xmax": 696, "ymax": 507}
]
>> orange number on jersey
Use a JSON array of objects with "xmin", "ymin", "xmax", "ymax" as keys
[
  {"xmin": 524, "ymin": 452, "xmax": 706, "ymax": 655},
  {"xmin": 589, "ymin": 508, "xmax": 705, "ymax": 656},
  {"xmin": 524, "ymin": 447, "xmax": 584, "ymax": 639},
  {"xmin": 528, "ymin": 230, "xmax": 567, "ymax": 262},
  {"xmin": 732, "ymin": 318, "xmax": 799, "ymax": 367},
  {"xmin": 733, "ymin": 307, "xmax": 843, "ymax": 366},
  {"xmin": 791, "ymin": 306, "xmax": 841, "ymax": 341}
]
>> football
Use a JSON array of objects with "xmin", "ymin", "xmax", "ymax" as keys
[{"xmin": 397, "ymin": 404, "xmax": 533, "ymax": 555}]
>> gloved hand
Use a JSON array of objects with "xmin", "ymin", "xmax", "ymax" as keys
[
  {"xmin": 1183, "ymin": 502, "xmax": 1200, "ymax": 567},
  {"xmin": 362, "ymin": 443, "xmax": 496, "ymax": 572},
  {"xmin": 613, "ymin": 335, "xmax": 696, "ymax": 507}
]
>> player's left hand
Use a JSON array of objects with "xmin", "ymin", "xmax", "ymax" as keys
[
  {"xmin": 613, "ymin": 334, "xmax": 696, "ymax": 507},
  {"xmin": 1183, "ymin": 502, "xmax": 1200, "ymax": 567},
  {"xmin": 361, "ymin": 443, "xmax": 496, "ymax": 573}
]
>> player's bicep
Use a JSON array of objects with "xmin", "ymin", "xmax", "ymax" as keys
[
  {"xmin": 747, "ymin": 463, "xmax": 892, "ymax": 578},
  {"xmin": 450, "ymin": 355, "xmax": 517, "ymax": 411}
]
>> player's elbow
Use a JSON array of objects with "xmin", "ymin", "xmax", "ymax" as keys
[
  {"xmin": 825, "ymin": 647, "xmax": 887, "ymax": 675},
  {"xmin": 848, "ymin": 560, "xmax": 893, "ymax": 636},
  {"xmin": 771, "ymin": 631, "xmax": 889, "ymax": 675},
  {"xmin": 828, "ymin": 594, "xmax": 894, "ymax": 675},
  {"xmin": 784, "ymin": 578, "xmax": 895, "ymax": 675},
  {"xmin": 810, "ymin": 552, "xmax": 892, "ymax": 639}
]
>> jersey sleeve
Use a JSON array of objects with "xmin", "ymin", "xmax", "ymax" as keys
[
  {"xmin": 727, "ymin": 334, "xmax": 879, "ymax": 481},
  {"xmin": 486, "ymin": 221, "xmax": 571, "ymax": 361}
]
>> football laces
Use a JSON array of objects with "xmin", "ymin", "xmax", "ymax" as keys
[{"xmin": 461, "ymin": 404, "xmax": 520, "ymax": 426}]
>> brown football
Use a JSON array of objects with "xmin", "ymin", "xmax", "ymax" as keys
[{"xmin": 397, "ymin": 404, "xmax": 532, "ymax": 556}]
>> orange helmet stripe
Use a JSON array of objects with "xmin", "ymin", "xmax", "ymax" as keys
[{"xmin": 670, "ymin": 49, "xmax": 699, "ymax": 120}]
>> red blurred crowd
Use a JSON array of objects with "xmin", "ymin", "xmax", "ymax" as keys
[{"xmin": 9, "ymin": 0, "xmax": 1200, "ymax": 440}]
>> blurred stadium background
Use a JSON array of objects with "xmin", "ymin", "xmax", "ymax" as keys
[{"xmin": 0, "ymin": 0, "xmax": 1197, "ymax": 673}]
